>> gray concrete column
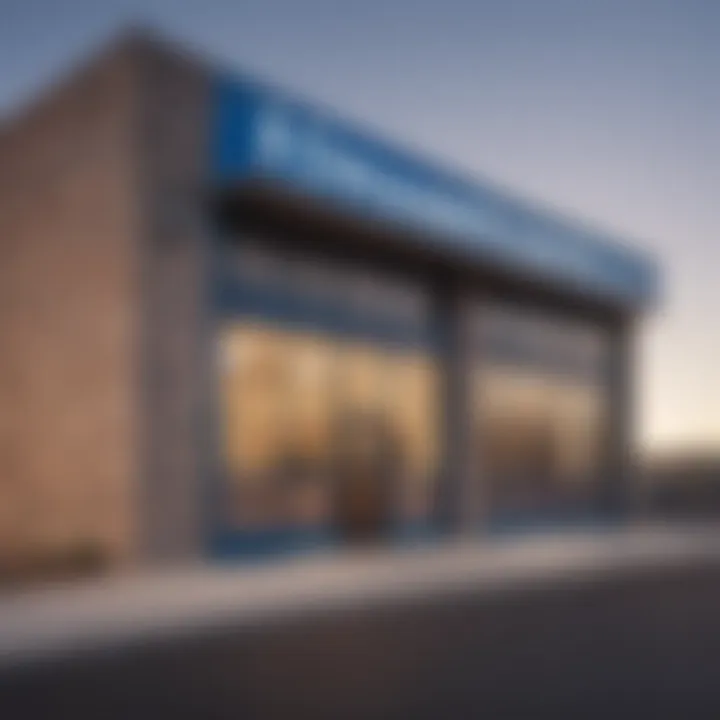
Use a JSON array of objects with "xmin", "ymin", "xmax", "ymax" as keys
[
  {"xmin": 602, "ymin": 317, "xmax": 639, "ymax": 519},
  {"xmin": 437, "ymin": 290, "xmax": 484, "ymax": 534},
  {"xmin": 135, "ymin": 44, "xmax": 211, "ymax": 564}
]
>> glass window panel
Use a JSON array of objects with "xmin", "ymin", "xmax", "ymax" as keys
[
  {"xmin": 475, "ymin": 303, "xmax": 611, "ymax": 514},
  {"xmin": 218, "ymin": 239, "xmax": 439, "ymax": 538},
  {"xmin": 280, "ymin": 332, "xmax": 335, "ymax": 525},
  {"xmin": 233, "ymin": 240, "xmax": 289, "ymax": 288},
  {"xmin": 553, "ymin": 381, "xmax": 606, "ymax": 485},
  {"xmin": 286, "ymin": 253, "xmax": 346, "ymax": 310},
  {"xmin": 220, "ymin": 322, "xmax": 344, "ymax": 530},
  {"xmin": 331, "ymin": 341, "xmax": 392, "ymax": 539},
  {"xmin": 339, "ymin": 341, "xmax": 386, "ymax": 414},
  {"xmin": 385, "ymin": 350, "xmax": 439, "ymax": 521},
  {"xmin": 219, "ymin": 323, "xmax": 288, "ymax": 528}
]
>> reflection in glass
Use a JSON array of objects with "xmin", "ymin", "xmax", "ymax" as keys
[
  {"xmin": 475, "ymin": 304, "xmax": 609, "ymax": 514},
  {"xmin": 218, "ymin": 241, "xmax": 439, "ymax": 538},
  {"xmin": 281, "ymin": 333, "xmax": 335, "ymax": 525},
  {"xmin": 385, "ymin": 351, "xmax": 439, "ymax": 522},
  {"xmin": 220, "ymin": 324, "xmax": 288, "ymax": 528},
  {"xmin": 219, "ymin": 324, "xmax": 439, "ymax": 535}
]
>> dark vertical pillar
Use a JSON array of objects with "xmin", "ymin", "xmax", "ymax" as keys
[
  {"xmin": 603, "ymin": 317, "xmax": 639, "ymax": 520},
  {"xmin": 198, "ymin": 223, "xmax": 228, "ymax": 559},
  {"xmin": 136, "ymin": 40, "xmax": 210, "ymax": 563},
  {"xmin": 437, "ymin": 287, "xmax": 483, "ymax": 534}
]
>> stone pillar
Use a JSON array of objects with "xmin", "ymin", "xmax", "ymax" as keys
[
  {"xmin": 135, "ymin": 39, "xmax": 212, "ymax": 564},
  {"xmin": 603, "ymin": 317, "xmax": 639, "ymax": 520},
  {"xmin": 437, "ymin": 289, "xmax": 483, "ymax": 535}
]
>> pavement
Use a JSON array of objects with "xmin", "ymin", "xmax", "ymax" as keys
[{"xmin": 2, "ymin": 521, "xmax": 720, "ymax": 670}]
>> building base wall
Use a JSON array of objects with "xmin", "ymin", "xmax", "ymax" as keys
[{"xmin": 0, "ymin": 39, "xmax": 145, "ymax": 573}]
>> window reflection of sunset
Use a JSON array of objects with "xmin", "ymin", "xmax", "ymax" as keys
[
  {"xmin": 221, "ymin": 324, "xmax": 285, "ymax": 479},
  {"xmin": 286, "ymin": 333, "xmax": 333, "ymax": 461},
  {"xmin": 476, "ymin": 305, "xmax": 610, "ymax": 507},
  {"xmin": 219, "ymin": 321, "xmax": 439, "ymax": 528}
]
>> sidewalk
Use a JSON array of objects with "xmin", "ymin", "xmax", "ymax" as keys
[{"xmin": 2, "ymin": 522, "xmax": 720, "ymax": 669}]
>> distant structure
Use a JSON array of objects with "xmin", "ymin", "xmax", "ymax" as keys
[
  {"xmin": 645, "ymin": 453, "xmax": 720, "ymax": 519},
  {"xmin": 0, "ymin": 30, "xmax": 658, "ymax": 575}
]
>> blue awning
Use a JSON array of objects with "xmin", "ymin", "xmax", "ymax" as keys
[{"xmin": 210, "ymin": 74, "xmax": 658, "ymax": 309}]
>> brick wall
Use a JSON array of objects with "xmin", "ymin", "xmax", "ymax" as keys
[
  {"xmin": 0, "ymin": 33, "xmax": 214, "ymax": 573},
  {"xmin": 0, "ymin": 38, "xmax": 145, "ymax": 570}
]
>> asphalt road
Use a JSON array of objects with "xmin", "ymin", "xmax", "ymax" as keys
[{"xmin": 2, "ymin": 525, "xmax": 720, "ymax": 718}]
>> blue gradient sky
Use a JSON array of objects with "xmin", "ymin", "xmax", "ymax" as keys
[{"xmin": 1, "ymin": 0, "xmax": 718, "ymax": 454}]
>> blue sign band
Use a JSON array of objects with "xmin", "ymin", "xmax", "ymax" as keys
[{"xmin": 211, "ymin": 74, "xmax": 657, "ymax": 308}]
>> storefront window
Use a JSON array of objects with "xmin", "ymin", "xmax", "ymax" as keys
[
  {"xmin": 474, "ymin": 305, "xmax": 609, "ymax": 515},
  {"xmin": 217, "ymin": 241, "xmax": 439, "ymax": 538},
  {"xmin": 220, "ymin": 324, "xmax": 289, "ymax": 528},
  {"xmin": 281, "ymin": 332, "xmax": 335, "ymax": 525},
  {"xmin": 385, "ymin": 350, "xmax": 439, "ymax": 522}
]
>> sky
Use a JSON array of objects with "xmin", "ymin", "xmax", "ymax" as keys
[{"xmin": 1, "ymin": 0, "xmax": 718, "ymax": 455}]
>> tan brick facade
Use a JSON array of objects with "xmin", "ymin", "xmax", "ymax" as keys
[{"xmin": 0, "ymin": 34, "xmax": 210, "ymax": 572}]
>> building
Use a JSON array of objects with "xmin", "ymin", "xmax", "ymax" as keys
[{"xmin": 0, "ymin": 31, "xmax": 658, "ymax": 570}]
